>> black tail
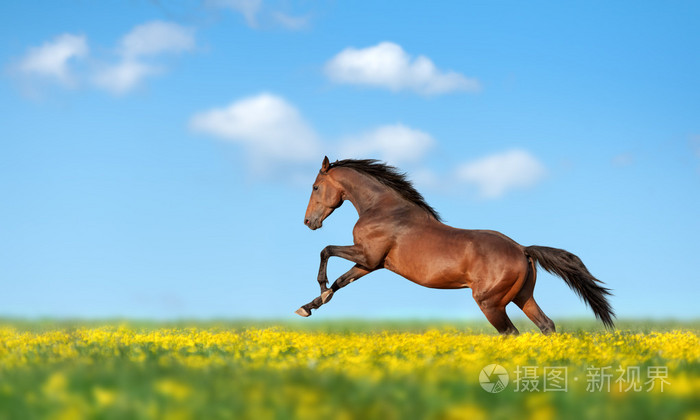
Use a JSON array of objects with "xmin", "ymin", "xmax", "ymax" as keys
[{"xmin": 525, "ymin": 245, "xmax": 615, "ymax": 329}]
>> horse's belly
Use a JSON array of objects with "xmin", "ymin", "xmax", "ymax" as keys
[
  {"xmin": 383, "ymin": 239, "xmax": 470, "ymax": 289},
  {"xmin": 385, "ymin": 260, "xmax": 468, "ymax": 289}
]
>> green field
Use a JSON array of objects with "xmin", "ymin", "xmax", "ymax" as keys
[{"xmin": 0, "ymin": 319, "xmax": 698, "ymax": 420}]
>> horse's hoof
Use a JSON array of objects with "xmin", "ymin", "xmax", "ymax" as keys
[
  {"xmin": 295, "ymin": 307, "xmax": 310, "ymax": 317},
  {"xmin": 321, "ymin": 289, "xmax": 333, "ymax": 304}
]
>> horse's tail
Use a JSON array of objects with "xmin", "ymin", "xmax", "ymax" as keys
[{"xmin": 525, "ymin": 245, "xmax": 615, "ymax": 329}]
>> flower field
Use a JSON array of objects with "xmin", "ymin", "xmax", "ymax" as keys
[{"xmin": 0, "ymin": 321, "xmax": 698, "ymax": 420}]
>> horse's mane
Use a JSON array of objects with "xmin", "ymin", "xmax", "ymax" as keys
[{"xmin": 328, "ymin": 159, "xmax": 443, "ymax": 222}]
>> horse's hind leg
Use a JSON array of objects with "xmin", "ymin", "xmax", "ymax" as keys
[
  {"xmin": 478, "ymin": 305, "xmax": 519, "ymax": 335},
  {"xmin": 513, "ymin": 260, "xmax": 556, "ymax": 334},
  {"xmin": 514, "ymin": 296, "xmax": 556, "ymax": 335},
  {"xmin": 473, "ymin": 290, "xmax": 519, "ymax": 335}
]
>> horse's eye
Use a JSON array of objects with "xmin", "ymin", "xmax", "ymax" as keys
[{"xmin": 313, "ymin": 186, "xmax": 319, "ymax": 191}]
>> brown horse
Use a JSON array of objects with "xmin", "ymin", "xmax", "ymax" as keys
[{"xmin": 298, "ymin": 157, "xmax": 614, "ymax": 334}]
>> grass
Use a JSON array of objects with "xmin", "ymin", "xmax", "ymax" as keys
[
  {"xmin": 4, "ymin": 317, "xmax": 698, "ymax": 333},
  {"xmin": 0, "ymin": 319, "xmax": 698, "ymax": 420}
]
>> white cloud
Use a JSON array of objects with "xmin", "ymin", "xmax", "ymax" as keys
[
  {"xmin": 455, "ymin": 149, "xmax": 546, "ymax": 199},
  {"xmin": 190, "ymin": 95, "xmax": 546, "ymax": 197},
  {"xmin": 92, "ymin": 21, "xmax": 195, "ymax": 94},
  {"xmin": 119, "ymin": 21, "xmax": 196, "ymax": 58},
  {"xmin": 190, "ymin": 94, "xmax": 438, "ymax": 177},
  {"xmin": 207, "ymin": 0, "xmax": 311, "ymax": 30},
  {"xmin": 11, "ymin": 22, "xmax": 194, "ymax": 96},
  {"xmin": 339, "ymin": 124, "xmax": 434, "ymax": 165},
  {"xmin": 189, "ymin": 93, "xmax": 321, "ymax": 164},
  {"xmin": 207, "ymin": 0, "xmax": 263, "ymax": 27},
  {"xmin": 271, "ymin": 11, "xmax": 310, "ymax": 30},
  {"xmin": 324, "ymin": 42, "xmax": 480, "ymax": 95},
  {"xmin": 410, "ymin": 168, "xmax": 440, "ymax": 190},
  {"xmin": 92, "ymin": 60, "xmax": 160, "ymax": 95},
  {"xmin": 16, "ymin": 33, "xmax": 88, "ymax": 86}
]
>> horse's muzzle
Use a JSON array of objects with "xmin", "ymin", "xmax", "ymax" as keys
[{"xmin": 304, "ymin": 218, "xmax": 322, "ymax": 230}]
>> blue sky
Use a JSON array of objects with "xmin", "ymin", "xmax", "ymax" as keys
[{"xmin": 1, "ymin": 1, "xmax": 698, "ymax": 321}]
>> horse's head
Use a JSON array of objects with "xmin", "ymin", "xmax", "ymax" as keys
[{"xmin": 304, "ymin": 156, "xmax": 344, "ymax": 230}]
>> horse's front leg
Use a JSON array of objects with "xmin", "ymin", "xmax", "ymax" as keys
[
  {"xmin": 296, "ymin": 265, "xmax": 371, "ymax": 317},
  {"xmin": 316, "ymin": 245, "xmax": 367, "ymax": 294},
  {"xmin": 320, "ymin": 264, "xmax": 371, "ymax": 304}
]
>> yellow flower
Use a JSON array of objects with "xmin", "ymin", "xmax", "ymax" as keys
[
  {"xmin": 441, "ymin": 403, "xmax": 487, "ymax": 420},
  {"xmin": 42, "ymin": 372, "xmax": 68, "ymax": 399},
  {"xmin": 93, "ymin": 387, "xmax": 117, "ymax": 407},
  {"xmin": 154, "ymin": 379, "xmax": 192, "ymax": 401}
]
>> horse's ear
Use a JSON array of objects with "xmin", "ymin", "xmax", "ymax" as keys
[{"xmin": 320, "ymin": 156, "xmax": 331, "ymax": 173}]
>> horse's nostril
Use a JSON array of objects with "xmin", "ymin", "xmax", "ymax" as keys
[{"xmin": 304, "ymin": 219, "xmax": 309, "ymax": 225}]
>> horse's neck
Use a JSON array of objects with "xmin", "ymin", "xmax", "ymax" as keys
[{"xmin": 336, "ymin": 169, "xmax": 402, "ymax": 216}]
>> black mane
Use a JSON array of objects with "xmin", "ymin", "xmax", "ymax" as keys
[{"xmin": 329, "ymin": 159, "xmax": 443, "ymax": 222}]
